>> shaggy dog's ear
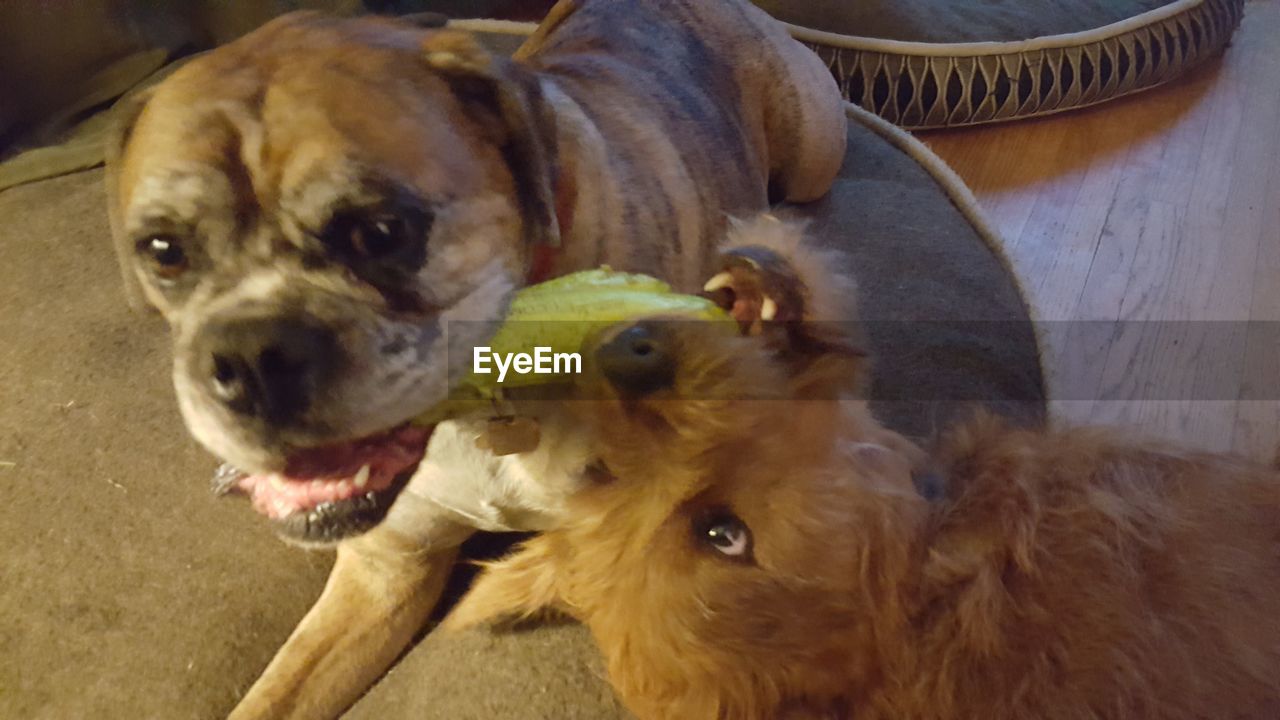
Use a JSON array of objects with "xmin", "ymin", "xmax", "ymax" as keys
[
  {"xmin": 423, "ymin": 30, "xmax": 560, "ymax": 250},
  {"xmin": 442, "ymin": 538, "xmax": 563, "ymax": 631}
]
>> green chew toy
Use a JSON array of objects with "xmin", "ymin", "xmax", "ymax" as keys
[{"xmin": 413, "ymin": 267, "xmax": 731, "ymax": 426}]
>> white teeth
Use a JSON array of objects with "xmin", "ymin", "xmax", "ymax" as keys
[
  {"xmin": 760, "ymin": 297, "xmax": 778, "ymax": 321},
  {"xmin": 353, "ymin": 465, "xmax": 371, "ymax": 489},
  {"xmin": 272, "ymin": 498, "xmax": 291, "ymax": 516},
  {"xmin": 269, "ymin": 474, "xmax": 286, "ymax": 491},
  {"xmin": 703, "ymin": 271, "xmax": 733, "ymax": 293},
  {"xmin": 336, "ymin": 479, "xmax": 354, "ymax": 495}
]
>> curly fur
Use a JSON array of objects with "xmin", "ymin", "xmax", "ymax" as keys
[
  {"xmin": 451, "ymin": 345, "xmax": 1280, "ymax": 718},
  {"xmin": 447, "ymin": 233, "xmax": 1280, "ymax": 720}
]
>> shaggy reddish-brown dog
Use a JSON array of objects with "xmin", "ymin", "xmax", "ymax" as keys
[{"xmin": 446, "ymin": 245, "xmax": 1280, "ymax": 720}]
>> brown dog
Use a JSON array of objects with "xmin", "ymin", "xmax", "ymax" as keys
[
  {"xmin": 449, "ymin": 318, "xmax": 1280, "ymax": 717},
  {"xmin": 104, "ymin": 1, "xmax": 847, "ymax": 717}
]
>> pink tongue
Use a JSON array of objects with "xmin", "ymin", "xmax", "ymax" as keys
[{"xmin": 239, "ymin": 426, "xmax": 431, "ymax": 520}]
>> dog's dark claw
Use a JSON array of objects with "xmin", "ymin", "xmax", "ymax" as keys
[{"xmin": 211, "ymin": 462, "xmax": 247, "ymax": 497}]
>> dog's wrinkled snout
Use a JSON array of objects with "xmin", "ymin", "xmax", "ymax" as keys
[
  {"xmin": 596, "ymin": 322, "xmax": 676, "ymax": 396},
  {"xmin": 199, "ymin": 314, "xmax": 339, "ymax": 425}
]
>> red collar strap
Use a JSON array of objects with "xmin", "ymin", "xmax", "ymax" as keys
[
  {"xmin": 527, "ymin": 242, "xmax": 558, "ymax": 286},
  {"xmin": 527, "ymin": 166, "xmax": 576, "ymax": 285}
]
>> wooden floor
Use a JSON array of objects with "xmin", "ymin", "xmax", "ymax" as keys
[{"xmin": 922, "ymin": 0, "xmax": 1280, "ymax": 461}]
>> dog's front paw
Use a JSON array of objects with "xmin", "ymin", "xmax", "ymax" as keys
[{"xmin": 703, "ymin": 242, "xmax": 807, "ymax": 335}]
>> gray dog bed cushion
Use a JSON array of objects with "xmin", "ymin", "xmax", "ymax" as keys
[
  {"xmin": 752, "ymin": 0, "xmax": 1245, "ymax": 128},
  {"xmin": 0, "ymin": 33, "xmax": 1044, "ymax": 720}
]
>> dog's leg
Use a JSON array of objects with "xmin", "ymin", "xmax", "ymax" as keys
[
  {"xmin": 228, "ymin": 525, "xmax": 467, "ymax": 720},
  {"xmin": 741, "ymin": 5, "xmax": 848, "ymax": 202},
  {"xmin": 442, "ymin": 536, "xmax": 563, "ymax": 632}
]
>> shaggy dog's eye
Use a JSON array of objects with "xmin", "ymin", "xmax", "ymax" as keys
[
  {"xmin": 696, "ymin": 510, "xmax": 753, "ymax": 560},
  {"xmin": 136, "ymin": 235, "xmax": 189, "ymax": 280}
]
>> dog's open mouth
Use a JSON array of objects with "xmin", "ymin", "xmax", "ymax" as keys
[{"xmin": 212, "ymin": 424, "xmax": 432, "ymax": 543}]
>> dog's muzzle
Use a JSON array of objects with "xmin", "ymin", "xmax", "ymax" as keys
[
  {"xmin": 195, "ymin": 312, "xmax": 341, "ymax": 428},
  {"xmin": 193, "ymin": 309, "xmax": 434, "ymax": 544}
]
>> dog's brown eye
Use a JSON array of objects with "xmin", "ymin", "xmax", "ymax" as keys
[
  {"xmin": 138, "ymin": 235, "xmax": 189, "ymax": 279},
  {"xmin": 351, "ymin": 215, "xmax": 406, "ymax": 258},
  {"xmin": 325, "ymin": 212, "xmax": 411, "ymax": 261},
  {"xmin": 696, "ymin": 511, "xmax": 753, "ymax": 560},
  {"xmin": 318, "ymin": 196, "xmax": 432, "ymax": 277}
]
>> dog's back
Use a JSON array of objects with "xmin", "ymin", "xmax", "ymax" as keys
[
  {"xmin": 906, "ymin": 417, "xmax": 1280, "ymax": 719},
  {"xmin": 516, "ymin": 0, "xmax": 847, "ymax": 291}
]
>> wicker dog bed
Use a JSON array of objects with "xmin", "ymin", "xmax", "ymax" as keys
[{"xmin": 755, "ymin": 0, "xmax": 1245, "ymax": 128}]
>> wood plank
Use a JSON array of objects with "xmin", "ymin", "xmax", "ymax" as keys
[{"xmin": 924, "ymin": 1, "xmax": 1280, "ymax": 459}]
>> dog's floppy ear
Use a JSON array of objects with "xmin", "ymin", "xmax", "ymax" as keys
[
  {"xmin": 103, "ymin": 87, "xmax": 156, "ymax": 313},
  {"xmin": 423, "ymin": 31, "xmax": 561, "ymax": 249},
  {"xmin": 442, "ymin": 538, "xmax": 564, "ymax": 632}
]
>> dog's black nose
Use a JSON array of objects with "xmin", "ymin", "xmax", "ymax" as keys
[
  {"xmin": 596, "ymin": 322, "xmax": 675, "ymax": 396},
  {"xmin": 201, "ymin": 315, "xmax": 339, "ymax": 424}
]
